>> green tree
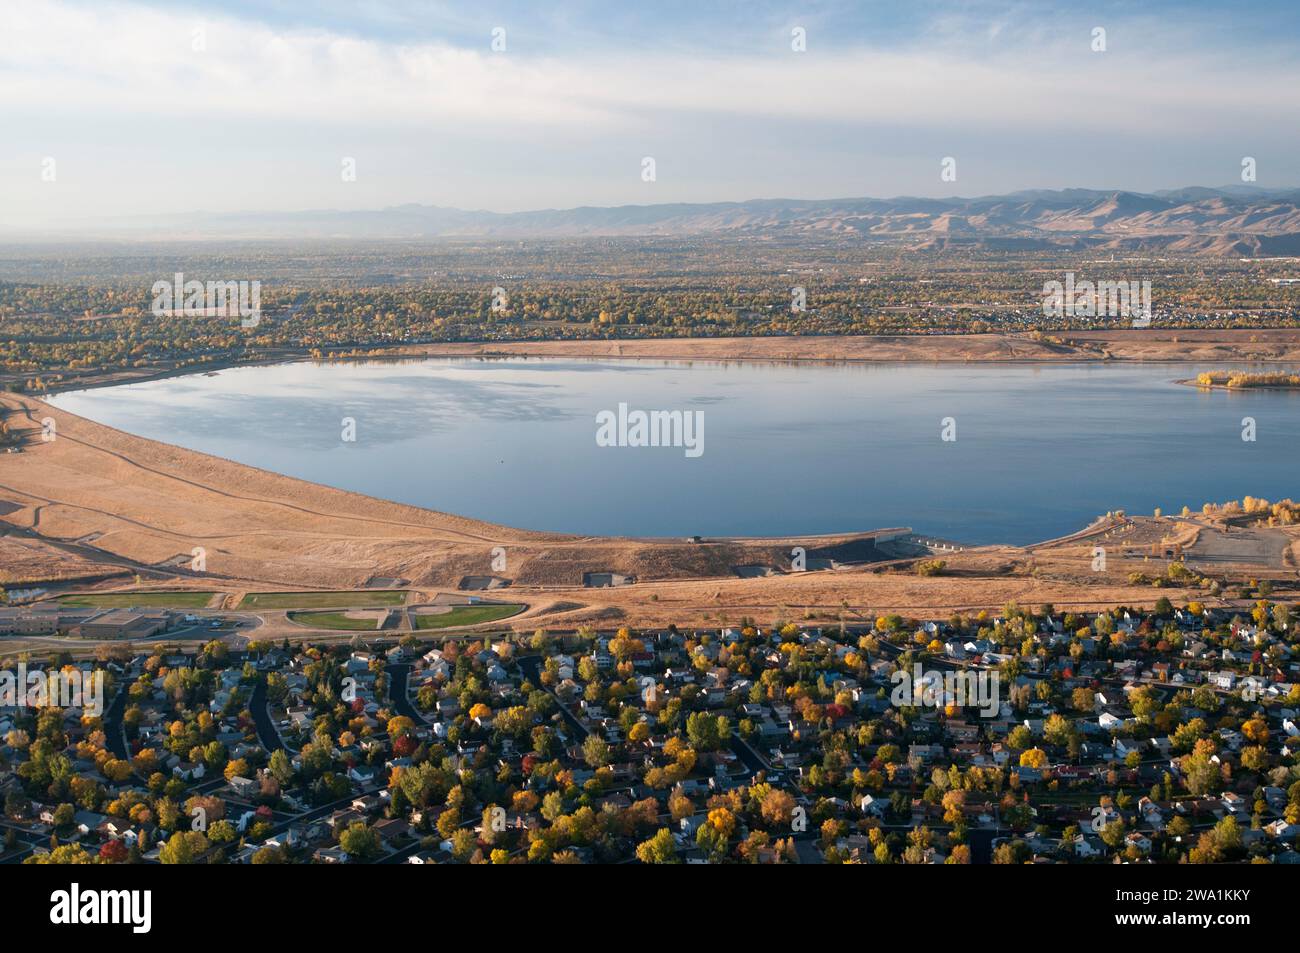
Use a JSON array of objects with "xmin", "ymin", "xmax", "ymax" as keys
[
  {"xmin": 582, "ymin": 735, "xmax": 611, "ymax": 768},
  {"xmin": 268, "ymin": 749, "xmax": 294, "ymax": 786},
  {"xmin": 339, "ymin": 821, "xmax": 381, "ymax": 861}
]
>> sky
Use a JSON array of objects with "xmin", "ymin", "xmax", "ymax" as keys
[{"xmin": 2, "ymin": 0, "xmax": 1300, "ymax": 226}]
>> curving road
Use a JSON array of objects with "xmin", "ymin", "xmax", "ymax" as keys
[{"xmin": 386, "ymin": 663, "xmax": 428, "ymax": 725}]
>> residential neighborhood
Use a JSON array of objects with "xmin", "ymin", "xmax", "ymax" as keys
[{"xmin": 5, "ymin": 596, "xmax": 1300, "ymax": 865}]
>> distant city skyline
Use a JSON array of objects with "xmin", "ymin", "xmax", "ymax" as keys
[{"xmin": 3, "ymin": 0, "xmax": 1300, "ymax": 228}]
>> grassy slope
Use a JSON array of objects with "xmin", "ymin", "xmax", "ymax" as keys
[
  {"xmin": 414, "ymin": 603, "xmax": 524, "ymax": 629},
  {"xmin": 287, "ymin": 610, "xmax": 383, "ymax": 630},
  {"xmin": 239, "ymin": 590, "xmax": 406, "ymax": 609}
]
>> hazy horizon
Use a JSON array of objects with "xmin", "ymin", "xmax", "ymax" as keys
[
  {"xmin": 4, "ymin": 0, "xmax": 1300, "ymax": 230},
  {"xmin": 7, "ymin": 184, "xmax": 1300, "ymax": 245},
  {"xmin": 21, "ymin": 183, "xmax": 1300, "ymax": 226}
]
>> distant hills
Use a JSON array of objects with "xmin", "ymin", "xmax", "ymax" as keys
[{"xmin": 26, "ymin": 187, "xmax": 1300, "ymax": 255}]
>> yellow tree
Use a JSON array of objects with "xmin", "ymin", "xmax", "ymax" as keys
[{"xmin": 1019, "ymin": 748, "xmax": 1048, "ymax": 769}]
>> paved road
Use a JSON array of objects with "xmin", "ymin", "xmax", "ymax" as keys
[
  {"xmin": 249, "ymin": 678, "xmax": 285, "ymax": 752},
  {"xmin": 102, "ymin": 675, "xmax": 136, "ymax": 760},
  {"xmin": 517, "ymin": 655, "xmax": 589, "ymax": 740},
  {"xmin": 386, "ymin": 664, "xmax": 427, "ymax": 725},
  {"xmin": 1176, "ymin": 518, "xmax": 1291, "ymax": 568}
]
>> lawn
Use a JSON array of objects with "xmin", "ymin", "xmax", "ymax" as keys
[
  {"xmin": 239, "ymin": 590, "xmax": 406, "ymax": 610},
  {"xmin": 414, "ymin": 603, "xmax": 524, "ymax": 629},
  {"xmin": 57, "ymin": 591, "xmax": 216, "ymax": 609},
  {"xmin": 287, "ymin": 610, "xmax": 384, "ymax": 630}
]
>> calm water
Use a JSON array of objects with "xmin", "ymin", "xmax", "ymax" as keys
[{"xmin": 47, "ymin": 358, "xmax": 1300, "ymax": 545}]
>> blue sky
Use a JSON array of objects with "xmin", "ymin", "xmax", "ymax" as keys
[
  {"xmin": 111, "ymin": 0, "xmax": 1300, "ymax": 55},
  {"xmin": 3, "ymin": 0, "xmax": 1299, "ymax": 226}
]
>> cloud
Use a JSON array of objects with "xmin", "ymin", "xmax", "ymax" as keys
[
  {"xmin": 3, "ymin": 0, "xmax": 1298, "ymax": 136},
  {"xmin": 3, "ymin": 0, "xmax": 1299, "ymax": 220},
  {"xmin": 0, "ymin": 2, "xmax": 610, "ymax": 125}
]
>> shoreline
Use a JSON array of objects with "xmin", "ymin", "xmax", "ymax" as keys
[
  {"xmin": 26, "ymin": 329, "xmax": 1300, "ymax": 397},
  {"xmin": 33, "ymin": 347, "xmax": 1298, "ymax": 553},
  {"xmin": 3, "ymin": 386, "xmax": 1261, "ymax": 626},
  {"xmin": 6, "ymin": 334, "xmax": 1297, "ymax": 626}
]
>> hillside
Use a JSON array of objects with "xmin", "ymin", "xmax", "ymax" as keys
[{"xmin": 30, "ymin": 187, "xmax": 1300, "ymax": 255}]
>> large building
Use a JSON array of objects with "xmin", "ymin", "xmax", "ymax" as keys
[
  {"xmin": 0, "ymin": 606, "xmax": 79, "ymax": 636},
  {"xmin": 70, "ymin": 609, "xmax": 171, "ymax": 641},
  {"xmin": 0, "ymin": 606, "xmax": 171, "ymax": 640}
]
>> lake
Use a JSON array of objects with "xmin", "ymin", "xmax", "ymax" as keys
[{"xmin": 47, "ymin": 357, "xmax": 1300, "ymax": 545}]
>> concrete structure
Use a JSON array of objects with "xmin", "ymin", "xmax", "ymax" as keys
[
  {"xmin": 2, "ymin": 605, "xmax": 173, "ymax": 640},
  {"xmin": 69, "ymin": 609, "xmax": 171, "ymax": 640},
  {"xmin": 0, "ymin": 606, "xmax": 67, "ymax": 635},
  {"xmin": 0, "ymin": 606, "xmax": 112, "ymax": 636}
]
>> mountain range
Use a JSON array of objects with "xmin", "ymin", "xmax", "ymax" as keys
[{"xmin": 25, "ymin": 187, "xmax": 1300, "ymax": 255}]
